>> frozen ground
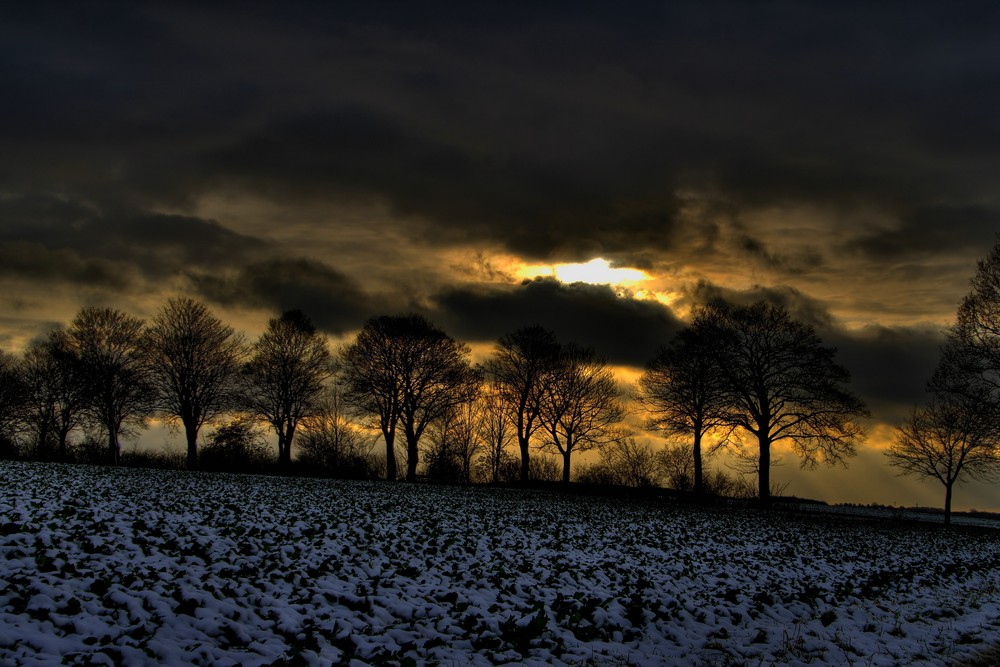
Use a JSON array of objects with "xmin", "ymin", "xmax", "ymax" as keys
[{"xmin": 1, "ymin": 461, "xmax": 999, "ymax": 666}]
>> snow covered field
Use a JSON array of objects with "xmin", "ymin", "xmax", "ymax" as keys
[{"xmin": 1, "ymin": 461, "xmax": 999, "ymax": 666}]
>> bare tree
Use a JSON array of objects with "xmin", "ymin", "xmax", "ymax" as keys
[
  {"xmin": 476, "ymin": 380, "xmax": 516, "ymax": 484},
  {"xmin": 929, "ymin": 240, "xmax": 1000, "ymax": 401},
  {"xmin": 704, "ymin": 301, "xmax": 869, "ymax": 504},
  {"xmin": 888, "ymin": 391, "xmax": 1000, "ymax": 525},
  {"xmin": 600, "ymin": 436, "xmax": 662, "ymax": 487},
  {"xmin": 21, "ymin": 329, "xmax": 85, "ymax": 460},
  {"xmin": 539, "ymin": 344, "xmax": 625, "ymax": 483},
  {"xmin": 638, "ymin": 323, "xmax": 728, "ymax": 495},
  {"xmin": 67, "ymin": 307, "xmax": 152, "ymax": 465},
  {"xmin": 426, "ymin": 398, "xmax": 482, "ymax": 484},
  {"xmin": 298, "ymin": 385, "xmax": 373, "ymax": 478},
  {"xmin": 144, "ymin": 297, "xmax": 246, "ymax": 470},
  {"xmin": 657, "ymin": 442, "xmax": 695, "ymax": 491},
  {"xmin": 0, "ymin": 351, "xmax": 27, "ymax": 456},
  {"xmin": 342, "ymin": 314, "xmax": 478, "ymax": 482},
  {"xmin": 341, "ymin": 316, "xmax": 406, "ymax": 480},
  {"xmin": 484, "ymin": 326, "xmax": 561, "ymax": 482},
  {"xmin": 902, "ymin": 243, "xmax": 1000, "ymax": 524},
  {"xmin": 243, "ymin": 310, "xmax": 332, "ymax": 467}
]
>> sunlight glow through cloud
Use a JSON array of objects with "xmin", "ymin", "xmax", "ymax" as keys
[{"xmin": 520, "ymin": 258, "xmax": 650, "ymax": 286}]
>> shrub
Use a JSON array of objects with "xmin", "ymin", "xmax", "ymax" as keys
[{"xmin": 200, "ymin": 419, "xmax": 272, "ymax": 473}]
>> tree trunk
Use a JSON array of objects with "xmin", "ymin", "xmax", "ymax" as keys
[
  {"xmin": 562, "ymin": 450, "xmax": 572, "ymax": 484},
  {"xmin": 944, "ymin": 481, "xmax": 953, "ymax": 527},
  {"xmin": 405, "ymin": 432, "xmax": 419, "ymax": 482},
  {"xmin": 185, "ymin": 422, "xmax": 199, "ymax": 470},
  {"xmin": 384, "ymin": 431, "xmax": 397, "ymax": 481},
  {"xmin": 758, "ymin": 434, "xmax": 770, "ymax": 506},
  {"xmin": 519, "ymin": 435, "xmax": 530, "ymax": 482},
  {"xmin": 693, "ymin": 429, "xmax": 704, "ymax": 496},
  {"xmin": 279, "ymin": 424, "xmax": 294, "ymax": 467},
  {"xmin": 57, "ymin": 423, "xmax": 71, "ymax": 462},
  {"xmin": 37, "ymin": 418, "xmax": 50, "ymax": 461},
  {"xmin": 109, "ymin": 428, "xmax": 119, "ymax": 466}
]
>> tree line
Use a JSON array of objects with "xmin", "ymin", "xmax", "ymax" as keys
[
  {"xmin": 0, "ymin": 293, "xmax": 883, "ymax": 506},
  {"xmin": 5, "ymin": 239, "xmax": 1000, "ymax": 517}
]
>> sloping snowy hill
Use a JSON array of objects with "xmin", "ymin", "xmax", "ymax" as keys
[{"xmin": 1, "ymin": 461, "xmax": 998, "ymax": 666}]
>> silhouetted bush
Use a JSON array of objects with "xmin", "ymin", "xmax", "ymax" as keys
[
  {"xmin": 74, "ymin": 435, "xmax": 109, "ymax": 466},
  {"xmin": 529, "ymin": 455, "xmax": 562, "ymax": 482},
  {"xmin": 200, "ymin": 419, "xmax": 272, "ymax": 474},
  {"xmin": 425, "ymin": 446, "xmax": 464, "ymax": 484},
  {"xmin": 121, "ymin": 447, "xmax": 184, "ymax": 470},
  {"xmin": 0, "ymin": 435, "xmax": 20, "ymax": 461}
]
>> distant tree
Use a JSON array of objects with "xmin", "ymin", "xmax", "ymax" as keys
[
  {"xmin": 638, "ymin": 321, "xmax": 728, "ymax": 495},
  {"xmin": 476, "ymin": 380, "xmax": 516, "ymax": 484},
  {"xmin": 657, "ymin": 442, "xmax": 695, "ymax": 492},
  {"xmin": 908, "ymin": 242, "xmax": 1000, "ymax": 524},
  {"xmin": 599, "ymin": 436, "xmax": 662, "ymax": 487},
  {"xmin": 539, "ymin": 344, "xmax": 625, "ymax": 484},
  {"xmin": 67, "ymin": 307, "xmax": 152, "ymax": 465},
  {"xmin": 888, "ymin": 391, "xmax": 1000, "ymax": 526},
  {"xmin": 423, "ymin": 427, "xmax": 464, "ymax": 484},
  {"xmin": 426, "ymin": 399, "xmax": 482, "ymax": 484},
  {"xmin": 20, "ymin": 329, "xmax": 85, "ymax": 460},
  {"xmin": 297, "ymin": 386, "xmax": 373, "ymax": 479},
  {"xmin": 704, "ymin": 301, "xmax": 869, "ymax": 505},
  {"xmin": 144, "ymin": 297, "xmax": 246, "ymax": 470},
  {"xmin": 243, "ymin": 310, "xmax": 332, "ymax": 467},
  {"xmin": 342, "ymin": 314, "xmax": 478, "ymax": 482},
  {"xmin": 484, "ymin": 326, "xmax": 561, "ymax": 482},
  {"xmin": 0, "ymin": 350, "xmax": 27, "ymax": 456},
  {"xmin": 929, "ymin": 240, "xmax": 1000, "ymax": 401},
  {"xmin": 528, "ymin": 454, "xmax": 563, "ymax": 482}
]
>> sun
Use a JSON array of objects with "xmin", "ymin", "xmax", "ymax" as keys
[{"xmin": 519, "ymin": 258, "xmax": 650, "ymax": 286}]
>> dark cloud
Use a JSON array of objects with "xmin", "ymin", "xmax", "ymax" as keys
[
  {"xmin": 4, "ymin": 3, "xmax": 999, "ymax": 267},
  {"xmin": 735, "ymin": 232, "xmax": 825, "ymax": 275},
  {"xmin": 0, "ymin": 242, "xmax": 135, "ymax": 289},
  {"xmin": 205, "ymin": 107, "xmax": 684, "ymax": 262},
  {"xmin": 191, "ymin": 257, "xmax": 377, "ymax": 334},
  {"xmin": 828, "ymin": 326, "xmax": 944, "ymax": 424},
  {"xmin": 680, "ymin": 280, "xmax": 835, "ymax": 330},
  {"xmin": 0, "ymin": 195, "xmax": 267, "ymax": 279},
  {"xmin": 431, "ymin": 277, "xmax": 685, "ymax": 366},
  {"xmin": 849, "ymin": 205, "xmax": 1000, "ymax": 260}
]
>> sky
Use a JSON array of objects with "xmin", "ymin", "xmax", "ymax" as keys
[{"xmin": 3, "ymin": 2, "xmax": 1000, "ymax": 510}]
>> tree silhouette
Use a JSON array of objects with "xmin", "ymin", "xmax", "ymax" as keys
[
  {"xmin": 888, "ymin": 389, "xmax": 1000, "ymax": 525},
  {"xmin": 704, "ymin": 301, "xmax": 868, "ymax": 504},
  {"xmin": 144, "ymin": 297, "xmax": 246, "ymax": 470},
  {"xmin": 67, "ymin": 307, "xmax": 152, "ymax": 465},
  {"xmin": 341, "ymin": 316, "xmax": 406, "ymax": 480},
  {"xmin": 0, "ymin": 350, "xmax": 27, "ymax": 456},
  {"xmin": 342, "ymin": 314, "xmax": 477, "ymax": 481},
  {"xmin": 539, "ymin": 344, "xmax": 624, "ymax": 484},
  {"xmin": 638, "ymin": 321, "xmax": 728, "ymax": 496},
  {"xmin": 21, "ymin": 329, "xmax": 85, "ymax": 460},
  {"xmin": 475, "ymin": 380, "xmax": 516, "ymax": 484},
  {"xmin": 930, "ymin": 240, "xmax": 1000, "ymax": 402},
  {"xmin": 243, "ymin": 310, "xmax": 332, "ymax": 467},
  {"xmin": 483, "ymin": 326, "xmax": 561, "ymax": 482},
  {"xmin": 910, "ymin": 241, "xmax": 1000, "ymax": 524},
  {"xmin": 298, "ymin": 385, "xmax": 372, "ymax": 478}
]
